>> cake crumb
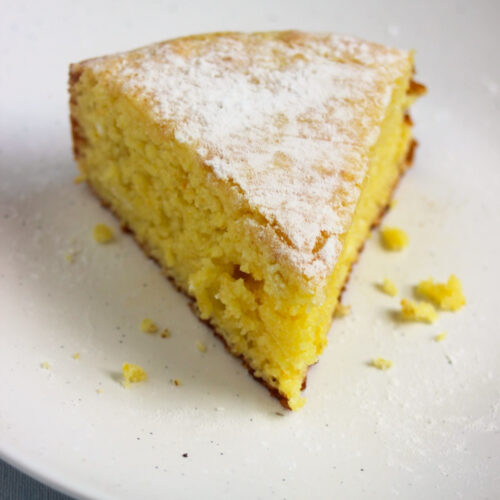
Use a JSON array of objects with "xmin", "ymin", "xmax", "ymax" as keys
[
  {"xmin": 65, "ymin": 251, "xmax": 78, "ymax": 263},
  {"xmin": 122, "ymin": 363, "xmax": 147, "ymax": 386},
  {"xmin": 161, "ymin": 328, "xmax": 171, "ymax": 338},
  {"xmin": 401, "ymin": 298, "xmax": 437, "ymax": 323},
  {"xmin": 92, "ymin": 224, "xmax": 114, "ymax": 244},
  {"xmin": 370, "ymin": 358, "xmax": 393, "ymax": 370},
  {"xmin": 172, "ymin": 378, "xmax": 181, "ymax": 386},
  {"xmin": 140, "ymin": 318, "xmax": 158, "ymax": 334},
  {"xmin": 435, "ymin": 332, "xmax": 447, "ymax": 342},
  {"xmin": 196, "ymin": 341, "xmax": 207, "ymax": 353},
  {"xmin": 40, "ymin": 361, "xmax": 50, "ymax": 370},
  {"xmin": 96, "ymin": 388, "xmax": 103, "ymax": 394},
  {"xmin": 72, "ymin": 352, "xmax": 80, "ymax": 360},
  {"xmin": 416, "ymin": 275, "xmax": 466, "ymax": 311},
  {"xmin": 334, "ymin": 303, "xmax": 351, "ymax": 318},
  {"xmin": 379, "ymin": 278, "xmax": 398, "ymax": 297},
  {"xmin": 74, "ymin": 174, "xmax": 86, "ymax": 184},
  {"xmin": 381, "ymin": 227, "xmax": 408, "ymax": 251}
]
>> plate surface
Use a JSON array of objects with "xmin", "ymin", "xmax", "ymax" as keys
[{"xmin": 1, "ymin": 1, "xmax": 499, "ymax": 498}]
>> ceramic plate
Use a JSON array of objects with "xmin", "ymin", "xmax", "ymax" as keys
[{"xmin": 1, "ymin": 1, "xmax": 499, "ymax": 498}]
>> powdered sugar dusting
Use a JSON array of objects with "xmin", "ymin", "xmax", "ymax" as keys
[{"xmin": 87, "ymin": 32, "xmax": 410, "ymax": 280}]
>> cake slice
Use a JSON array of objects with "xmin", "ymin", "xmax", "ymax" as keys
[{"xmin": 69, "ymin": 31, "xmax": 425, "ymax": 409}]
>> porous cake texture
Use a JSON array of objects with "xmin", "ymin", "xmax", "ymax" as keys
[{"xmin": 69, "ymin": 31, "xmax": 424, "ymax": 409}]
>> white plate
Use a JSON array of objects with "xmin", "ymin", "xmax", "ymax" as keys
[{"xmin": 1, "ymin": 1, "xmax": 499, "ymax": 498}]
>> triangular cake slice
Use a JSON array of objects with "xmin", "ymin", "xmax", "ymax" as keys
[{"xmin": 69, "ymin": 31, "xmax": 425, "ymax": 409}]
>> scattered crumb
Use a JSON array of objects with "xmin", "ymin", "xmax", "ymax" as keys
[
  {"xmin": 172, "ymin": 378, "xmax": 181, "ymax": 387},
  {"xmin": 379, "ymin": 278, "xmax": 398, "ymax": 297},
  {"xmin": 65, "ymin": 251, "xmax": 78, "ymax": 263},
  {"xmin": 182, "ymin": 453, "xmax": 188, "ymax": 458},
  {"xmin": 416, "ymin": 275, "xmax": 466, "ymax": 311},
  {"xmin": 400, "ymin": 298, "xmax": 437, "ymax": 323},
  {"xmin": 96, "ymin": 388, "xmax": 103, "ymax": 394},
  {"xmin": 72, "ymin": 352, "xmax": 80, "ymax": 360},
  {"xmin": 381, "ymin": 227, "xmax": 409, "ymax": 251},
  {"xmin": 388, "ymin": 198, "xmax": 398, "ymax": 209},
  {"xmin": 92, "ymin": 224, "xmax": 114, "ymax": 244},
  {"xmin": 370, "ymin": 358, "xmax": 393, "ymax": 370},
  {"xmin": 161, "ymin": 328, "xmax": 171, "ymax": 338},
  {"xmin": 196, "ymin": 341, "xmax": 207, "ymax": 353},
  {"xmin": 74, "ymin": 174, "xmax": 86, "ymax": 184},
  {"xmin": 334, "ymin": 303, "xmax": 351, "ymax": 318},
  {"xmin": 40, "ymin": 361, "xmax": 50, "ymax": 370},
  {"xmin": 122, "ymin": 363, "xmax": 147, "ymax": 386},
  {"xmin": 140, "ymin": 318, "xmax": 158, "ymax": 334},
  {"xmin": 435, "ymin": 332, "xmax": 447, "ymax": 342}
]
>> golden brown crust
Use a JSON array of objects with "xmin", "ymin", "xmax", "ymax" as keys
[
  {"xmin": 409, "ymin": 79, "xmax": 427, "ymax": 97},
  {"xmin": 68, "ymin": 66, "xmax": 87, "ymax": 160}
]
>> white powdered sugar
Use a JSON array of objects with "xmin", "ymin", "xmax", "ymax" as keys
[{"xmin": 87, "ymin": 32, "xmax": 410, "ymax": 280}]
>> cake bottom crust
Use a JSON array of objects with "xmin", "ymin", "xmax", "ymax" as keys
[{"xmin": 86, "ymin": 140, "xmax": 416, "ymax": 410}]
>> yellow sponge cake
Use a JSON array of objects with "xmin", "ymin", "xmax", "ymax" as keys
[{"xmin": 69, "ymin": 31, "xmax": 424, "ymax": 409}]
